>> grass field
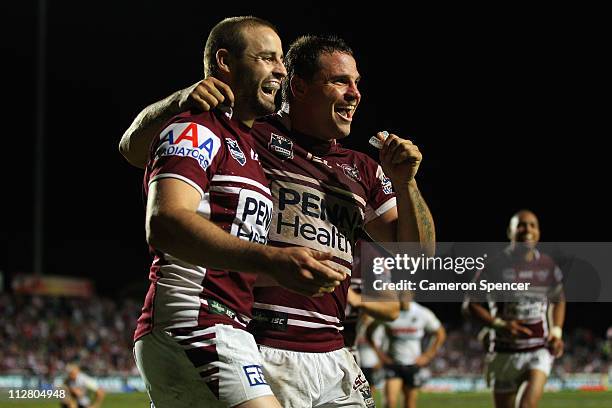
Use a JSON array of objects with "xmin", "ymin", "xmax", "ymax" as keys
[{"xmin": 1, "ymin": 390, "xmax": 611, "ymax": 407}]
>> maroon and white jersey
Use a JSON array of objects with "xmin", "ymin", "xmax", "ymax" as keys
[
  {"xmin": 135, "ymin": 109, "xmax": 273, "ymax": 341},
  {"xmin": 480, "ymin": 248, "xmax": 563, "ymax": 352},
  {"xmin": 250, "ymin": 112, "xmax": 396, "ymax": 352}
]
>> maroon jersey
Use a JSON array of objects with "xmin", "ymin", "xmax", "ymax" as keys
[
  {"xmin": 135, "ymin": 109, "xmax": 273, "ymax": 341},
  {"xmin": 479, "ymin": 248, "xmax": 563, "ymax": 352},
  {"xmin": 250, "ymin": 112, "xmax": 396, "ymax": 352}
]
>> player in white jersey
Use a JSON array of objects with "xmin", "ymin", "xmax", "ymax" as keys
[
  {"xmin": 345, "ymin": 242, "xmax": 399, "ymax": 399},
  {"xmin": 367, "ymin": 294, "xmax": 446, "ymax": 408},
  {"xmin": 60, "ymin": 364, "xmax": 105, "ymax": 408},
  {"xmin": 466, "ymin": 210, "xmax": 565, "ymax": 408},
  {"xmin": 356, "ymin": 315, "xmax": 388, "ymax": 395}
]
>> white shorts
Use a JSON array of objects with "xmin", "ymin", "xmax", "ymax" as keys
[
  {"xmin": 259, "ymin": 345, "xmax": 376, "ymax": 408},
  {"xmin": 485, "ymin": 348, "xmax": 554, "ymax": 393},
  {"xmin": 134, "ymin": 324, "xmax": 273, "ymax": 407}
]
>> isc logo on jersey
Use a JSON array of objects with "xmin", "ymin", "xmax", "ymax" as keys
[
  {"xmin": 156, "ymin": 122, "xmax": 221, "ymax": 170},
  {"xmin": 231, "ymin": 190, "xmax": 273, "ymax": 244}
]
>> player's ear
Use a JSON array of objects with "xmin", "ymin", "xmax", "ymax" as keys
[
  {"xmin": 216, "ymin": 49, "xmax": 232, "ymax": 75},
  {"xmin": 290, "ymin": 75, "xmax": 307, "ymax": 101}
]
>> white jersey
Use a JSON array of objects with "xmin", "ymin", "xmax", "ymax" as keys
[
  {"xmin": 384, "ymin": 302, "xmax": 441, "ymax": 365},
  {"xmin": 65, "ymin": 372, "xmax": 99, "ymax": 406},
  {"xmin": 357, "ymin": 322, "xmax": 387, "ymax": 368}
]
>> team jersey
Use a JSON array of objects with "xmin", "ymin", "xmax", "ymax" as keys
[
  {"xmin": 135, "ymin": 109, "xmax": 273, "ymax": 341},
  {"xmin": 384, "ymin": 302, "xmax": 441, "ymax": 365},
  {"xmin": 250, "ymin": 112, "xmax": 397, "ymax": 352},
  {"xmin": 65, "ymin": 372, "xmax": 99, "ymax": 406},
  {"xmin": 357, "ymin": 321, "xmax": 387, "ymax": 368},
  {"xmin": 478, "ymin": 248, "xmax": 563, "ymax": 352}
]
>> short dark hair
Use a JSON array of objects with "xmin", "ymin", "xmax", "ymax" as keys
[
  {"xmin": 281, "ymin": 35, "xmax": 354, "ymax": 103},
  {"xmin": 204, "ymin": 16, "xmax": 278, "ymax": 77}
]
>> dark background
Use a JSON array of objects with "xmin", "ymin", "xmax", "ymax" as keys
[{"xmin": 1, "ymin": 2, "xmax": 608, "ymax": 329}]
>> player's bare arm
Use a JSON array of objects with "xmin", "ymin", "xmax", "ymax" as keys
[
  {"xmin": 365, "ymin": 320, "xmax": 393, "ymax": 365},
  {"xmin": 347, "ymin": 287, "xmax": 400, "ymax": 321},
  {"xmin": 365, "ymin": 132, "xmax": 435, "ymax": 254},
  {"xmin": 414, "ymin": 325, "xmax": 446, "ymax": 367},
  {"xmin": 90, "ymin": 388, "xmax": 105, "ymax": 408},
  {"xmin": 147, "ymin": 178, "xmax": 345, "ymax": 296},
  {"xmin": 119, "ymin": 78, "xmax": 234, "ymax": 168},
  {"xmin": 549, "ymin": 289, "xmax": 566, "ymax": 358}
]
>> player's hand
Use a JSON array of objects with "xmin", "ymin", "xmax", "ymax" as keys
[
  {"xmin": 377, "ymin": 132, "xmax": 422, "ymax": 186},
  {"xmin": 548, "ymin": 335, "xmax": 564, "ymax": 358},
  {"xmin": 266, "ymin": 247, "xmax": 346, "ymax": 297},
  {"xmin": 347, "ymin": 287, "xmax": 363, "ymax": 308},
  {"xmin": 415, "ymin": 353, "xmax": 432, "ymax": 367},
  {"xmin": 177, "ymin": 78, "xmax": 235, "ymax": 112},
  {"xmin": 374, "ymin": 348, "xmax": 394, "ymax": 366},
  {"xmin": 379, "ymin": 353, "xmax": 394, "ymax": 365},
  {"xmin": 503, "ymin": 320, "xmax": 533, "ymax": 337}
]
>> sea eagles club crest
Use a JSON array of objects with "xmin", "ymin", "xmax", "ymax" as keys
[
  {"xmin": 268, "ymin": 133, "xmax": 294, "ymax": 160},
  {"xmin": 338, "ymin": 163, "xmax": 361, "ymax": 182}
]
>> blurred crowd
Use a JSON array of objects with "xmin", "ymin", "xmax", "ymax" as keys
[
  {"xmin": 0, "ymin": 294, "xmax": 140, "ymax": 379},
  {"xmin": 1, "ymin": 294, "xmax": 609, "ymax": 378}
]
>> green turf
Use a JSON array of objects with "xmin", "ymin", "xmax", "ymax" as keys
[
  {"xmin": 0, "ymin": 391, "xmax": 148, "ymax": 407},
  {"xmin": 1, "ymin": 390, "xmax": 611, "ymax": 407},
  {"xmin": 376, "ymin": 390, "xmax": 612, "ymax": 408}
]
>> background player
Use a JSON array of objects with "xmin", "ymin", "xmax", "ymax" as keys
[
  {"xmin": 466, "ymin": 210, "xmax": 565, "ymax": 408},
  {"xmin": 367, "ymin": 292, "xmax": 445, "ymax": 408},
  {"xmin": 60, "ymin": 363, "xmax": 105, "ymax": 408},
  {"xmin": 355, "ymin": 314, "xmax": 388, "ymax": 399},
  {"xmin": 343, "ymin": 239, "xmax": 400, "ymax": 363}
]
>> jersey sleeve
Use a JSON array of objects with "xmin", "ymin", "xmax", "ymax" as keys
[
  {"xmin": 148, "ymin": 121, "xmax": 224, "ymax": 198},
  {"xmin": 553, "ymin": 265, "xmax": 563, "ymax": 283},
  {"xmin": 78, "ymin": 373, "xmax": 99, "ymax": 391},
  {"xmin": 364, "ymin": 160, "xmax": 397, "ymax": 224},
  {"xmin": 549, "ymin": 264, "xmax": 564, "ymax": 299},
  {"xmin": 422, "ymin": 306, "xmax": 442, "ymax": 332}
]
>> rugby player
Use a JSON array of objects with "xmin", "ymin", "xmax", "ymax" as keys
[
  {"xmin": 466, "ymin": 210, "xmax": 565, "ymax": 408},
  {"xmin": 131, "ymin": 17, "xmax": 344, "ymax": 408}
]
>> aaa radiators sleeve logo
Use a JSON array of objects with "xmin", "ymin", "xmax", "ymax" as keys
[{"xmin": 155, "ymin": 122, "xmax": 222, "ymax": 170}]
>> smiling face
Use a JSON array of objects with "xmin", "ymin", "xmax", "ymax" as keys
[
  {"xmin": 232, "ymin": 25, "xmax": 287, "ymax": 118},
  {"xmin": 508, "ymin": 210, "xmax": 540, "ymax": 249},
  {"xmin": 300, "ymin": 51, "xmax": 361, "ymax": 140}
]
